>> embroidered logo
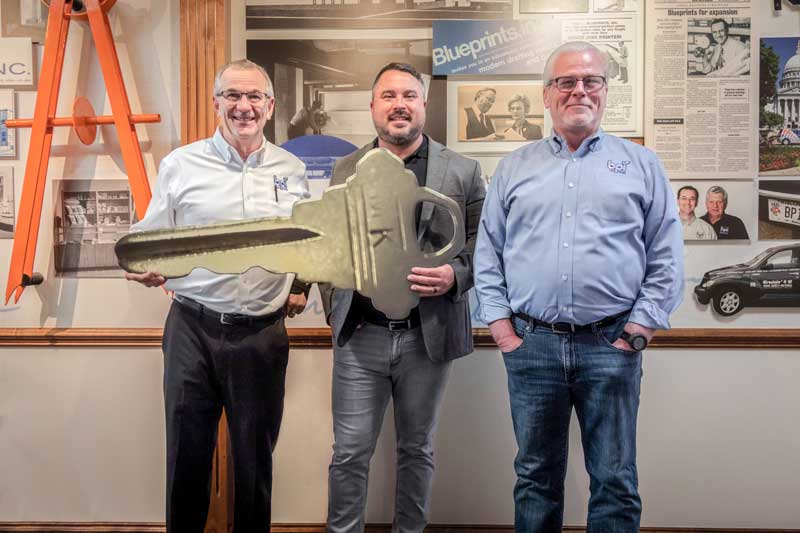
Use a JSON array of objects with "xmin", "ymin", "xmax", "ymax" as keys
[
  {"xmin": 607, "ymin": 159, "xmax": 631, "ymax": 174},
  {"xmin": 273, "ymin": 175, "xmax": 289, "ymax": 191}
]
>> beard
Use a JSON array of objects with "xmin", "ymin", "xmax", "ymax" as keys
[{"xmin": 374, "ymin": 112, "xmax": 424, "ymax": 147}]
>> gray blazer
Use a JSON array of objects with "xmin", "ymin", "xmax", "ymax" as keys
[{"xmin": 320, "ymin": 139, "xmax": 485, "ymax": 362}]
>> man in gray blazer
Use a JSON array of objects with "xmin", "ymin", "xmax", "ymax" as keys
[{"xmin": 320, "ymin": 62, "xmax": 485, "ymax": 533}]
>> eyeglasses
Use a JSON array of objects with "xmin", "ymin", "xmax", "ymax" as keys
[
  {"xmin": 548, "ymin": 76, "xmax": 606, "ymax": 93},
  {"xmin": 216, "ymin": 90, "xmax": 271, "ymax": 105}
]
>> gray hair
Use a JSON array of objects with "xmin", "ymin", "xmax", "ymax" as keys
[
  {"xmin": 213, "ymin": 59, "xmax": 273, "ymax": 97},
  {"xmin": 706, "ymin": 185, "xmax": 729, "ymax": 207},
  {"xmin": 543, "ymin": 41, "xmax": 609, "ymax": 85},
  {"xmin": 507, "ymin": 94, "xmax": 531, "ymax": 113}
]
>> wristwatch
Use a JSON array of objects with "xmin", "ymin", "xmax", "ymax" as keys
[{"xmin": 619, "ymin": 331, "xmax": 648, "ymax": 351}]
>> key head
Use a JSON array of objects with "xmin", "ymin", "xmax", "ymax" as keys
[{"xmin": 343, "ymin": 148, "xmax": 465, "ymax": 319}]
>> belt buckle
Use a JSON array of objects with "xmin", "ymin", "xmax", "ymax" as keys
[
  {"xmin": 220, "ymin": 313, "xmax": 236, "ymax": 325},
  {"xmin": 387, "ymin": 320, "xmax": 407, "ymax": 332}
]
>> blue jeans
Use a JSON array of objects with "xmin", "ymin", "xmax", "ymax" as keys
[
  {"xmin": 327, "ymin": 323, "xmax": 452, "ymax": 533},
  {"xmin": 503, "ymin": 314, "xmax": 643, "ymax": 533}
]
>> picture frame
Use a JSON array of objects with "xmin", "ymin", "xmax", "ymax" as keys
[
  {"xmin": 0, "ymin": 165, "xmax": 14, "ymax": 238},
  {"xmin": 0, "ymin": 89, "xmax": 17, "ymax": 159},
  {"xmin": 447, "ymin": 79, "xmax": 546, "ymax": 155}
]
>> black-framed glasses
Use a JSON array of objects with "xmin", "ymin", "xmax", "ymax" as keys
[
  {"xmin": 548, "ymin": 76, "xmax": 606, "ymax": 93},
  {"xmin": 216, "ymin": 90, "xmax": 271, "ymax": 104}
]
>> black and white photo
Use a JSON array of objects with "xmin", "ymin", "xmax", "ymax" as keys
[
  {"xmin": 687, "ymin": 17, "xmax": 751, "ymax": 77},
  {"xmin": 248, "ymin": 37, "xmax": 446, "ymax": 147},
  {"xmin": 455, "ymin": 82, "xmax": 543, "ymax": 143},
  {"xmin": 53, "ymin": 179, "xmax": 135, "ymax": 278}
]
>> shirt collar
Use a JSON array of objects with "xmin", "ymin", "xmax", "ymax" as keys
[
  {"xmin": 211, "ymin": 128, "xmax": 268, "ymax": 165},
  {"xmin": 547, "ymin": 128, "xmax": 605, "ymax": 157}
]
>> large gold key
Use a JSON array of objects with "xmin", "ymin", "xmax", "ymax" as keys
[{"xmin": 115, "ymin": 148, "xmax": 466, "ymax": 319}]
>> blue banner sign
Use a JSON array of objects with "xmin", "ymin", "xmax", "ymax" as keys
[{"xmin": 432, "ymin": 19, "xmax": 560, "ymax": 76}]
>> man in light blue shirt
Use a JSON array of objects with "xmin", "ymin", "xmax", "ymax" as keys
[{"xmin": 474, "ymin": 42, "xmax": 683, "ymax": 532}]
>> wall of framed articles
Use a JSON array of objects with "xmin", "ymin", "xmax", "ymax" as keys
[{"xmin": 0, "ymin": 0, "xmax": 797, "ymax": 344}]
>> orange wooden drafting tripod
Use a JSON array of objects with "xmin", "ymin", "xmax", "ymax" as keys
[{"xmin": 4, "ymin": 0, "xmax": 159, "ymax": 304}]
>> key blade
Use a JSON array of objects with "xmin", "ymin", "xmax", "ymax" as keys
[{"xmin": 115, "ymin": 218, "xmax": 322, "ymax": 278}]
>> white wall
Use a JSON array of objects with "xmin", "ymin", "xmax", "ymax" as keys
[
  {"xmin": 3, "ymin": 346, "xmax": 799, "ymax": 527},
  {"xmin": 2, "ymin": 0, "xmax": 800, "ymax": 529}
]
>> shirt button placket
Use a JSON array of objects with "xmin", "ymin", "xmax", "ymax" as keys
[{"xmin": 558, "ymin": 158, "xmax": 578, "ymax": 322}]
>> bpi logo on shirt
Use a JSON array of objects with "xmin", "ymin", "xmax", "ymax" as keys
[
  {"xmin": 607, "ymin": 160, "xmax": 631, "ymax": 174},
  {"xmin": 273, "ymin": 175, "xmax": 289, "ymax": 191}
]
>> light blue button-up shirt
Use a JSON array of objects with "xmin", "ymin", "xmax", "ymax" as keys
[{"xmin": 474, "ymin": 129, "xmax": 684, "ymax": 330}]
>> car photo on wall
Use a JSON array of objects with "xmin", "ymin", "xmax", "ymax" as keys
[{"xmin": 694, "ymin": 244, "xmax": 800, "ymax": 316}]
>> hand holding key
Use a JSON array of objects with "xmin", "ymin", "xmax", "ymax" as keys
[{"xmin": 115, "ymin": 149, "xmax": 466, "ymax": 319}]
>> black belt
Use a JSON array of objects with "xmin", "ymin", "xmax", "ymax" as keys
[
  {"xmin": 362, "ymin": 313, "xmax": 421, "ymax": 332},
  {"xmin": 514, "ymin": 311, "xmax": 628, "ymax": 334},
  {"xmin": 174, "ymin": 295, "xmax": 284, "ymax": 327}
]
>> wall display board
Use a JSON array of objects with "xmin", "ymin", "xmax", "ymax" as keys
[
  {"xmin": 0, "ymin": 0, "xmax": 48, "ymax": 42},
  {"xmin": 671, "ymin": 180, "xmax": 752, "ymax": 241},
  {"xmin": 51, "ymin": 179, "xmax": 135, "ymax": 278},
  {"xmin": 0, "ymin": 165, "xmax": 13, "ymax": 237},
  {"xmin": 244, "ymin": 0, "xmax": 512, "ymax": 30},
  {"xmin": 0, "ymin": 36, "xmax": 33, "ymax": 85},
  {"xmin": 759, "ymin": 37, "xmax": 800, "ymax": 176},
  {"xmin": 447, "ymin": 80, "xmax": 544, "ymax": 153},
  {"xmin": 644, "ymin": 0, "xmax": 756, "ymax": 180},
  {"xmin": 0, "ymin": 88, "xmax": 16, "ymax": 158}
]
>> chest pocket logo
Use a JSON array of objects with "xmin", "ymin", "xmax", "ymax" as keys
[{"xmin": 607, "ymin": 159, "xmax": 631, "ymax": 174}]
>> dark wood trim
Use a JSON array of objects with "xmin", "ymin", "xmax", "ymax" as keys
[
  {"xmin": 0, "ymin": 523, "xmax": 796, "ymax": 533},
  {"xmin": 1, "ymin": 327, "xmax": 799, "ymax": 349}
]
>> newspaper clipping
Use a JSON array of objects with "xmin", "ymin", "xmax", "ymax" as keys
[
  {"xmin": 645, "ymin": 0, "xmax": 755, "ymax": 179},
  {"xmin": 433, "ymin": 0, "xmax": 643, "ymax": 135}
]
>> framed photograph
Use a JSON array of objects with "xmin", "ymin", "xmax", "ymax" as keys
[
  {"xmin": 759, "ymin": 179, "xmax": 800, "ymax": 240},
  {"xmin": 0, "ymin": 0, "xmax": 48, "ymax": 43},
  {"xmin": 245, "ymin": 0, "xmax": 511, "ymax": 30},
  {"xmin": 247, "ymin": 36, "xmax": 446, "ymax": 148},
  {"xmin": 0, "ymin": 166, "xmax": 14, "ymax": 238},
  {"xmin": 448, "ymin": 80, "xmax": 545, "ymax": 154},
  {"xmin": 52, "ymin": 179, "xmax": 134, "ymax": 278},
  {"xmin": 0, "ymin": 89, "xmax": 17, "ymax": 158},
  {"xmin": 670, "ymin": 180, "xmax": 752, "ymax": 241},
  {"xmin": 759, "ymin": 37, "xmax": 800, "ymax": 176},
  {"xmin": 518, "ymin": 0, "xmax": 588, "ymax": 14},
  {"xmin": 687, "ymin": 17, "xmax": 751, "ymax": 78}
]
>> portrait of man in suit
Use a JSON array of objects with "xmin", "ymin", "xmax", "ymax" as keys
[{"xmin": 463, "ymin": 86, "xmax": 500, "ymax": 140}]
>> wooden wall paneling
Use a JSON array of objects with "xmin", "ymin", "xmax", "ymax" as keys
[{"xmin": 179, "ymin": 1, "xmax": 231, "ymax": 531}]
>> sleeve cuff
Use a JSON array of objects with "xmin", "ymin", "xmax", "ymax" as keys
[
  {"xmin": 629, "ymin": 301, "xmax": 671, "ymax": 330},
  {"xmin": 480, "ymin": 303, "xmax": 513, "ymax": 325}
]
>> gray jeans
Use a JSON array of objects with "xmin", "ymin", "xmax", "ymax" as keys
[{"xmin": 327, "ymin": 322, "xmax": 452, "ymax": 533}]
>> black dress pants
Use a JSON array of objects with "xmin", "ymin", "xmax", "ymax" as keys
[{"xmin": 162, "ymin": 301, "xmax": 289, "ymax": 533}]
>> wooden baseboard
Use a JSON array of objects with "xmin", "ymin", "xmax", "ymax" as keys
[
  {"xmin": 0, "ymin": 523, "xmax": 797, "ymax": 533},
  {"xmin": 1, "ymin": 327, "xmax": 799, "ymax": 349}
]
